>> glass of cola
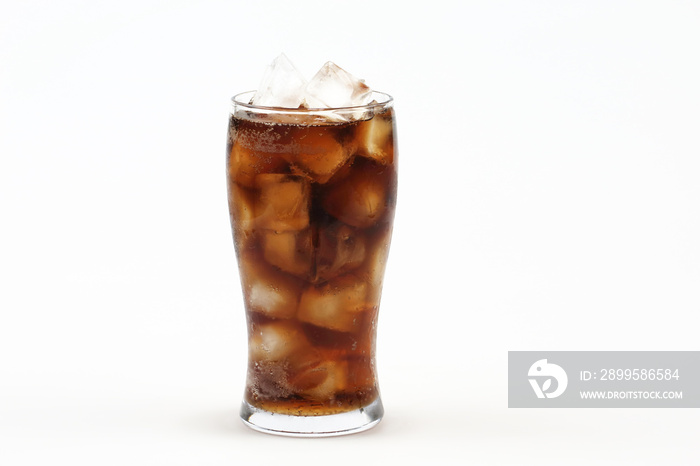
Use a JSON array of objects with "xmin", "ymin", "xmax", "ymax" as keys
[{"xmin": 226, "ymin": 60, "xmax": 396, "ymax": 436}]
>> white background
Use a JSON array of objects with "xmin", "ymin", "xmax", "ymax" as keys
[{"xmin": 1, "ymin": 0, "xmax": 699, "ymax": 464}]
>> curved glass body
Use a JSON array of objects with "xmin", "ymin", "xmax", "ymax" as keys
[{"xmin": 226, "ymin": 91, "xmax": 397, "ymax": 436}]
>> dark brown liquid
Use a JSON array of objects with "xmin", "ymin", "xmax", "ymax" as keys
[{"xmin": 227, "ymin": 108, "xmax": 396, "ymax": 416}]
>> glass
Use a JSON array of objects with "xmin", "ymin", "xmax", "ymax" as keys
[{"xmin": 226, "ymin": 91, "xmax": 397, "ymax": 436}]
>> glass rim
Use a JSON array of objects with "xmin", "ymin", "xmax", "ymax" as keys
[{"xmin": 231, "ymin": 90, "xmax": 393, "ymax": 112}]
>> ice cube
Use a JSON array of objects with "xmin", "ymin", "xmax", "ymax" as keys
[
  {"xmin": 289, "ymin": 126, "xmax": 352, "ymax": 183},
  {"xmin": 252, "ymin": 54, "xmax": 308, "ymax": 108},
  {"xmin": 248, "ymin": 321, "xmax": 324, "ymax": 398},
  {"xmin": 297, "ymin": 275, "xmax": 368, "ymax": 332},
  {"xmin": 248, "ymin": 320, "xmax": 308, "ymax": 362},
  {"xmin": 229, "ymin": 136, "xmax": 288, "ymax": 188},
  {"xmin": 295, "ymin": 360, "xmax": 348, "ymax": 399},
  {"xmin": 322, "ymin": 160, "xmax": 389, "ymax": 228},
  {"xmin": 240, "ymin": 253, "xmax": 303, "ymax": 319},
  {"xmin": 354, "ymin": 111, "xmax": 395, "ymax": 165},
  {"xmin": 228, "ymin": 183, "xmax": 256, "ymax": 233},
  {"xmin": 254, "ymin": 174, "xmax": 310, "ymax": 231},
  {"xmin": 316, "ymin": 224, "xmax": 366, "ymax": 281},
  {"xmin": 262, "ymin": 229, "xmax": 314, "ymax": 279},
  {"xmin": 306, "ymin": 62, "xmax": 372, "ymax": 108},
  {"xmin": 356, "ymin": 230, "xmax": 392, "ymax": 305}
]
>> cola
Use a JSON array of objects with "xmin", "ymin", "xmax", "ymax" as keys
[{"xmin": 227, "ymin": 94, "xmax": 397, "ymax": 423}]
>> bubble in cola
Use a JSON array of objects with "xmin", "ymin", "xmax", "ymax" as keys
[{"xmin": 228, "ymin": 57, "xmax": 396, "ymax": 416}]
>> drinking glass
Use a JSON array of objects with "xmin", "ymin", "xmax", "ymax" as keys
[{"xmin": 226, "ymin": 91, "xmax": 397, "ymax": 436}]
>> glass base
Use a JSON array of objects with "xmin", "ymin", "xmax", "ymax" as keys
[{"xmin": 239, "ymin": 397, "xmax": 384, "ymax": 437}]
